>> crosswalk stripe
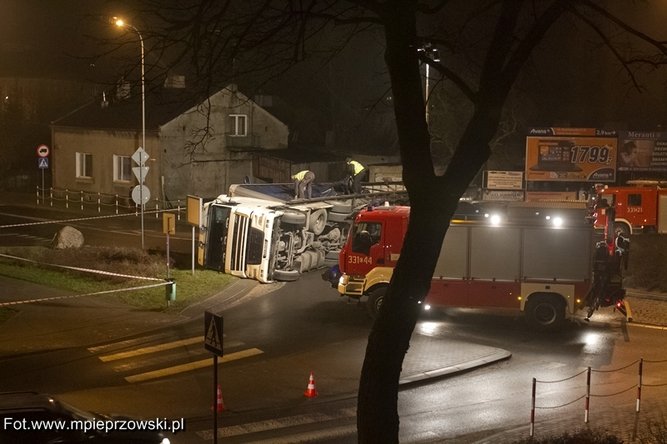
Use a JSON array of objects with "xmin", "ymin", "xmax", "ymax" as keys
[
  {"xmin": 124, "ymin": 348, "xmax": 264, "ymax": 383},
  {"xmin": 112, "ymin": 349, "xmax": 208, "ymax": 372},
  {"xmin": 88, "ymin": 332, "xmax": 179, "ymax": 354},
  {"xmin": 196, "ymin": 408, "xmax": 357, "ymax": 441},
  {"xmin": 99, "ymin": 337, "xmax": 202, "ymax": 361}
]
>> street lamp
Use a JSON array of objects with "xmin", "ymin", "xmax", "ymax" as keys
[
  {"xmin": 418, "ymin": 44, "xmax": 440, "ymax": 125},
  {"xmin": 114, "ymin": 17, "xmax": 146, "ymax": 249}
]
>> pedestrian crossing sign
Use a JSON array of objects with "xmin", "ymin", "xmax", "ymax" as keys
[{"xmin": 204, "ymin": 311, "xmax": 224, "ymax": 356}]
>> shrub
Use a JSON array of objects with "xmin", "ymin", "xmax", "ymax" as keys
[
  {"xmin": 623, "ymin": 234, "xmax": 667, "ymax": 292},
  {"xmin": 513, "ymin": 429, "xmax": 623, "ymax": 443}
]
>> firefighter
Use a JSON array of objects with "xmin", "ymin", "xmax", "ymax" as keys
[
  {"xmin": 292, "ymin": 169, "xmax": 315, "ymax": 199},
  {"xmin": 345, "ymin": 157, "xmax": 367, "ymax": 194}
]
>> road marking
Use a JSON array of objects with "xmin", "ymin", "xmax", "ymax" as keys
[
  {"xmin": 88, "ymin": 332, "xmax": 180, "ymax": 354},
  {"xmin": 99, "ymin": 336, "xmax": 202, "ymax": 361},
  {"xmin": 124, "ymin": 347, "xmax": 264, "ymax": 383},
  {"xmin": 112, "ymin": 349, "xmax": 208, "ymax": 372},
  {"xmin": 196, "ymin": 408, "xmax": 356, "ymax": 441}
]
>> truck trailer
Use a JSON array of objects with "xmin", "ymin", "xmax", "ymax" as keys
[{"xmin": 335, "ymin": 202, "xmax": 627, "ymax": 330}]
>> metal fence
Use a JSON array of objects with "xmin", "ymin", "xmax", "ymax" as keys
[
  {"xmin": 530, "ymin": 357, "xmax": 667, "ymax": 437},
  {"xmin": 35, "ymin": 186, "xmax": 183, "ymax": 217}
]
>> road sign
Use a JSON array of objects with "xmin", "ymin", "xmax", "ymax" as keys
[
  {"xmin": 204, "ymin": 311, "xmax": 224, "ymax": 356},
  {"xmin": 187, "ymin": 195, "xmax": 202, "ymax": 226},
  {"xmin": 38, "ymin": 158, "xmax": 49, "ymax": 169},
  {"xmin": 132, "ymin": 147, "xmax": 150, "ymax": 166},
  {"xmin": 132, "ymin": 166, "xmax": 150, "ymax": 182},
  {"xmin": 131, "ymin": 185, "xmax": 151, "ymax": 205},
  {"xmin": 36, "ymin": 145, "xmax": 49, "ymax": 158},
  {"xmin": 163, "ymin": 213, "xmax": 176, "ymax": 235}
]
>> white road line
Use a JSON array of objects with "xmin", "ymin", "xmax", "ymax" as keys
[
  {"xmin": 124, "ymin": 347, "xmax": 263, "ymax": 383},
  {"xmin": 88, "ymin": 332, "xmax": 181, "ymax": 354},
  {"xmin": 98, "ymin": 337, "xmax": 203, "ymax": 361},
  {"xmin": 196, "ymin": 408, "xmax": 357, "ymax": 441}
]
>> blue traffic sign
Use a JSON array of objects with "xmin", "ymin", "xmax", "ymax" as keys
[{"xmin": 38, "ymin": 158, "xmax": 49, "ymax": 169}]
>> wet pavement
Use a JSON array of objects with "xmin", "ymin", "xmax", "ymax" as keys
[{"xmin": 3, "ymin": 190, "xmax": 667, "ymax": 442}]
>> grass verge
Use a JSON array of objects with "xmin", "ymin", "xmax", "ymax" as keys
[{"xmin": 0, "ymin": 246, "xmax": 234, "ymax": 315}]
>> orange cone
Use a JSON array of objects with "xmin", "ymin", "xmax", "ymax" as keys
[
  {"xmin": 215, "ymin": 384, "xmax": 225, "ymax": 413},
  {"xmin": 304, "ymin": 371, "xmax": 318, "ymax": 398}
]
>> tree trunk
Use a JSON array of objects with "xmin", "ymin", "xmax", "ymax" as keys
[
  {"xmin": 357, "ymin": 2, "xmax": 455, "ymax": 442},
  {"xmin": 356, "ymin": 3, "xmax": 500, "ymax": 443}
]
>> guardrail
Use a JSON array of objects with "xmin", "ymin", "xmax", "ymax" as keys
[
  {"xmin": 35, "ymin": 186, "xmax": 183, "ymax": 219},
  {"xmin": 530, "ymin": 357, "xmax": 667, "ymax": 437}
]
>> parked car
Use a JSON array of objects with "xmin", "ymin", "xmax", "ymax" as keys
[{"xmin": 0, "ymin": 391, "xmax": 171, "ymax": 443}]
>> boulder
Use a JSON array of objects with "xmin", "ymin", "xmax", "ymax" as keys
[{"xmin": 52, "ymin": 226, "xmax": 84, "ymax": 249}]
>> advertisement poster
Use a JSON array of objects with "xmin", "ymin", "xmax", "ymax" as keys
[
  {"xmin": 485, "ymin": 170, "xmax": 523, "ymax": 190},
  {"xmin": 525, "ymin": 128, "xmax": 617, "ymax": 182},
  {"xmin": 618, "ymin": 131, "xmax": 667, "ymax": 172}
]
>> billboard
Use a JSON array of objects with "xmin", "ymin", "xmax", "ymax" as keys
[
  {"xmin": 525, "ymin": 128, "xmax": 617, "ymax": 182},
  {"xmin": 618, "ymin": 131, "xmax": 667, "ymax": 172}
]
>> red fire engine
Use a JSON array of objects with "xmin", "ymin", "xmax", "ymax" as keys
[
  {"xmin": 591, "ymin": 180, "xmax": 667, "ymax": 235},
  {"xmin": 333, "ymin": 202, "xmax": 628, "ymax": 330}
]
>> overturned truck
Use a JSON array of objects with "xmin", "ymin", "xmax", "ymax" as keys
[{"xmin": 197, "ymin": 182, "xmax": 405, "ymax": 282}]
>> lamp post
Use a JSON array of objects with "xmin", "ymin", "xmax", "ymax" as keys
[
  {"xmin": 114, "ymin": 17, "xmax": 146, "ymax": 249},
  {"xmin": 418, "ymin": 44, "xmax": 440, "ymax": 125}
]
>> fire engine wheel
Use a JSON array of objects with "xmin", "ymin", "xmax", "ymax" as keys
[
  {"xmin": 525, "ymin": 294, "xmax": 565, "ymax": 331},
  {"xmin": 614, "ymin": 222, "xmax": 631, "ymax": 237},
  {"xmin": 366, "ymin": 286, "xmax": 387, "ymax": 320}
]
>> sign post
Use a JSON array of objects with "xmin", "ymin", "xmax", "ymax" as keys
[
  {"xmin": 36, "ymin": 145, "xmax": 49, "ymax": 204},
  {"xmin": 163, "ymin": 213, "xmax": 176, "ymax": 279},
  {"xmin": 131, "ymin": 147, "xmax": 150, "ymax": 249},
  {"xmin": 204, "ymin": 311, "xmax": 224, "ymax": 444},
  {"xmin": 187, "ymin": 195, "xmax": 203, "ymax": 275}
]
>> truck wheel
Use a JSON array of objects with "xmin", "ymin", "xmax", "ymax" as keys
[
  {"xmin": 366, "ymin": 286, "xmax": 387, "ymax": 320},
  {"xmin": 282, "ymin": 211, "xmax": 306, "ymax": 226},
  {"xmin": 309, "ymin": 209, "xmax": 328, "ymax": 235},
  {"xmin": 614, "ymin": 222, "xmax": 631, "ymax": 237},
  {"xmin": 331, "ymin": 202, "xmax": 353, "ymax": 214},
  {"xmin": 525, "ymin": 294, "xmax": 565, "ymax": 331},
  {"xmin": 273, "ymin": 269, "xmax": 301, "ymax": 282},
  {"xmin": 328, "ymin": 212, "xmax": 351, "ymax": 223}
]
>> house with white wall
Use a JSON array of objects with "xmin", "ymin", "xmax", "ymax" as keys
[{"xmin": 51, "ymin": 82, "xmax": 289, "ymax": 204}]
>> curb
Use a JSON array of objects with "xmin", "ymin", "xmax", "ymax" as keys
[{"xmin": 399, "ymin": 349, "xmax": 512, "ymax": 386}]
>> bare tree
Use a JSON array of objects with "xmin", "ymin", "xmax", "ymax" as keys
[{"xmin": 134, "ymin": 0, "xmax": 667, "ymax": 441}]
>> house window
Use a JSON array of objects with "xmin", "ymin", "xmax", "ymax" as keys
[
  {"xmin": 229, "ymin": 114, "xmax": 247, "ymax": 136},
  {"xmin": 75, "ymin": 152, "xmax": 93, "ymax": 178},
  {"xmin": 113, "ymin": 155, "xmax": 132, "ymax": 182}
]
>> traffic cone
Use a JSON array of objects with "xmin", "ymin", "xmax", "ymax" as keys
[
  {"xmin": 304, "ymin": 371, "xmax": 318, "ymax": 398},
  {"xmin": 214, "ymin": 384, "xmax": 225, "ymax": 413}
]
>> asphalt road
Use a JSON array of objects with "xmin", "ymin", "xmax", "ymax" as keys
[
  {"xmin": 3, "ymin": 195, "xmax": 667, "ymax": 442},
  {"xmin": 4, "ymin": 267, "xmax": 665, "ymax": 443}
]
